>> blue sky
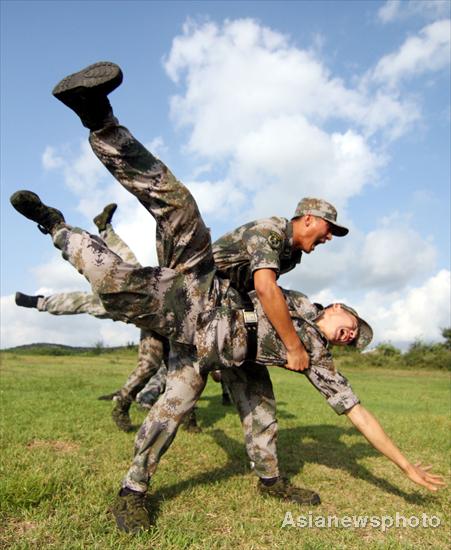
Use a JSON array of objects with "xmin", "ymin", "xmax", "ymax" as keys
[{"xmin": 1, "ymin": 0, "xmax": 450, "ymax": 349}]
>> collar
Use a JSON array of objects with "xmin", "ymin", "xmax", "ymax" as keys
[
  {"xmin": 286, "ymin": 221, "xmax": 294, "ymax": 249},
  {"xmin": 310, "ymin": 304, "xmax": 330, "ymax": 348},
  {"xmin": 283, "ymin": 221, "xmax": 302, "ymax": 262}
]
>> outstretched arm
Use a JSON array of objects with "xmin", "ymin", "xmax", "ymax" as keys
[{"xmin": 346, "ymin": 404, "xmax": 445, "ymax": 491}]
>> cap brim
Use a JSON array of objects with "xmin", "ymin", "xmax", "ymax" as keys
[
  {"xmin": 338, "ymin": 303, "xmax": 373, "ymax": 349},
  {"xmin": 354, "ymin": 318, "xmax": 373, "ymax": 349},
  {"xmin": 329, "ymin": 222, "xmax": 349, "ymax": 237}
]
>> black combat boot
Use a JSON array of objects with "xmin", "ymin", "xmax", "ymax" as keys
[
  {"xmin": 15, "ymin": 292, "xmax": 43, "ymax": 309},
  {"xmin": 111, "ymin": 488, "xmax": 151, "ymax": 533},
  {"xmin": 10, "ymin": 191, "xmax": 65, "ymax": 235},
  {"xmin": 93, "ymin": 203, "xmax": 118, "ymax": 232},
  {"xmin": 182, "ymin": 408, "xmax": 202, "ymax": 434},
  {"xmin": 258, "ymin": 477, "xmax": 321, "ymax": 505},
  {"xmin": 111, "ymin": 396, "xmax": 134, "ymax": 432},
  {"xmin": 222, "ymin": 392, "xmax": 232, "ymax": 406},
  {"xmin": 52, "ymin": 61, "xmax": 122, "ymax": 130}
]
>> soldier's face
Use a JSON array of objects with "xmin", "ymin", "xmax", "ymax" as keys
[
  {"xmin": 296, "ymin": 216, "xmax": 333, "ymax": 253},
  {"xmin": 320, "ymin": 305, "xmax": 358, "ymax": 346}
]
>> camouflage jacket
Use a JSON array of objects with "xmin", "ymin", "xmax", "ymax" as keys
[
  {"xmin": 195, "ymin": 288, "xmax": 360, "ymax": 415},
  {"xmin": 212, "ymin": 217, "xmax": 302, "ymax": 292}
]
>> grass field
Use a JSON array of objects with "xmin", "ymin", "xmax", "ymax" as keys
[{"xmin": 1, "ymin": 351, "xmax": 449, "ymax": 549}]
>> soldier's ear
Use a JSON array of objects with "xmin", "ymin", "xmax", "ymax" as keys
[{"xmin": 303, "ymin": 214, "xmax": 313, "ymax": 227}]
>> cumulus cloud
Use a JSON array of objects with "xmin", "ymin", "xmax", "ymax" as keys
[
  {"xmin": 378, "ymin": 0, "xmax": 450, "ymax": 24},
  {"xmin": 370, "ymin": 19, "xmax": 451, "ymax": 88},
  {"xmin": 305, "ymin": 270, "xmax": 450, "ymax": 347},
  {"xmin": 360, "ymin": 269, "xmax": 451, "ymax": 345},
  {"xmin": 358, "ymin": 216, "xmax": 437, "ymax": 289},
  {"xmin": 280, "ymin": 215, "xmax": 437, "ymax": 295},
  {"xmin": 186, "ymin": 179, "xmax": 246, "ymax": 218},
  {"xmin": 164, "ymin": 18, "xmax": 418, "ymax": 153},
  {"xmin": 161, "ymin": 17, "xmax": 431, "ymax": 226}
]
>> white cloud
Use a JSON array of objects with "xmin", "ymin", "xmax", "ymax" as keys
[
  {"xmin": 378, "ymin": 0, "xmax": 403, "ymax": 23},
  {"xmin": 360, "ymin": 269, "xmax": 451, "ymax": 345},
  {"xmin": 1, "ymin": 294, "xmax": 138, "ymax": 349},
  {"xmin": 232, "ymin": 119, "xmax": 382, "ymax": 219},
  {"xmin": 31, "ymin": 253, "xmax": 91, "ymax": 294},
  {"xmin": 162, "ymin": 17, "xmax": 429, "ymax": 226},
  {"xmin": 42, "ymin": 140, "xmax": 107, "ymax": 196},
  {"xmin": 165, "ymin": 18, "xmax": 418, "ymax": 154},
  {"xmin": 42, "ymin": 146, "xmax": 65, "ymax": 170},
  {"xmin": 371, "ymin": 19, "xmax": 451, "ymax": 87},
  {"xmin": 303, "ymin": 270, "xmax": 450, "ymax": 347},
  {"xmin": 378, "ymin": 0, "xmax": 450, "ymax": 23},
  {"xmin": 186, "ymin": 179, "xmax": 246, "ymax": 218},
  {"xmin": 280, "ymin": 215, "xmax": 438, "ymax": 295},
  {"xmin": 358, "ymin": 218, "xmax": 437, "ymax": 289}
]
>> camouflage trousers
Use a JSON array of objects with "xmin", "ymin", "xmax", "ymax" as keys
[
  {"xmin": 135, "ymin": 363, "xmax": 168, "ymax": 408},
  {"xmin": 119, "ymin": 331, "xmax": 166, "ymax": 402},
  {"xmin": 88, "ymin": 123, "xmax": 280, "ymax": 483},
  {"xmin": 51, "ymin": 122, "xmax": 280, "ymax": 488},
  {"xmin": 36, "ymin": 291, "xmax": 109, "ymax": 318},
  {"xmin": 125, "ymin": 345, "xmax": 278, "ymax": 492},
  {"xmin": 36, "ymin": 224, "xmax": 138, "ymax": 319},
  {"xmin": 36, "ymin": 223, "xmax": 166, "ymax": 402}
]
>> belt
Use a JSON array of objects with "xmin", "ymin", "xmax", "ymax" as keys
[{"xmin": 243, "ymin": 309, "xmax": 258, "ymax": 361}]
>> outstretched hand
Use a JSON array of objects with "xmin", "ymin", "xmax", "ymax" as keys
[{"xmin": 405, "ymin": 462, "xmax": 446, "ymax": 491}]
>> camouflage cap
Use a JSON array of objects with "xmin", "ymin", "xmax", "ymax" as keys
[
  {"xmin": 332, "ymin": 303, "xmax": 373, "ymax": 350},
  {"xmin": 293, "ymin": 197, "xmax": 349, "ymax": 237}
]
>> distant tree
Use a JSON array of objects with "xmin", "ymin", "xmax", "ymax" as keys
[
  {"xmin": 93, "ymin": 340, "xmax": 105, "ymax": 355},
  {"xmin": 441, "ymin": 327, "xmax": 451, "ymax": 350},
  {"xmin": 375, "ymin": 342, "xmax": 401, "ymax": 357}
]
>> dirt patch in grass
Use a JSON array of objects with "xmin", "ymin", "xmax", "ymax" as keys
[
  {"xmin": 6, "ymin": 518, "xmax": 39, "ymax": 534},
  {"xmin": 26, "ymin": 439, "xmax": 80, "ymax": 453},
  {"xmin": 1, "ymin": 518, "xmax": 57, "ymax": 547}
]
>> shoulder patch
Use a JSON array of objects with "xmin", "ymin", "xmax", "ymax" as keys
[{"xmin": 268, "ymin": 231, "xmax": 283, "ymax": 251}]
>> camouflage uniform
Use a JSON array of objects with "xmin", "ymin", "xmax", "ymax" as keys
[
  {"xmin": 118, "ymin": 331, "xmax": 166, "ymax": 403},
  {"xmin": 101, "ymin": 224, "xmax": 167, "ymax": 403},
  {"xmin": 35, "ymin": 223, "xmax": 136, "ymax": 319},
  {"xmin": 135, "ymin": 363, "xmax": 168, "ymax": 409},
  {"xmin": 36, "ymin": 291, "xmax": 109, "ymax": 318},
  {"xmin": 48, "ymin": 122, "xmax": 360, "ymax": 491},
  {"xmin": 36, "ymin": 222, "xmax": 165, "ymax": 403}
]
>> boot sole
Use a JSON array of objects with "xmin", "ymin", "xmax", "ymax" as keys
[
  {"xmin": 10, "ymin": 190, "xmax": 65, "ymax": 231},
  {"xmin": 10, "ymin": 190, "xmax": 42, "ymax": 213},
  {"xmin": 52, "ymin": 61, "xmax": 123, "ymax": 101}
]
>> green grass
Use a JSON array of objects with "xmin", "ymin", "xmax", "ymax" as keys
[{"xmin": 0, "ymin": 351, "xmax": 449, "ymax": 549}]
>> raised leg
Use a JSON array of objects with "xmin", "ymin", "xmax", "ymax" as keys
[
  {"xmin": 36, "ymin": 291, "xmax": 109, "ymax": 318},
  {"xmin": 89, "ymin": 125, "xmax": 213, "ymax": 274}
]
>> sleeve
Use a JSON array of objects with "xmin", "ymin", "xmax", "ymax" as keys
[
  {"xmin": 242, "ymin": 222, "xmax": 285, "ymax": 276},
  {"xmin": 300, "ymin": 324, "xmax": 360, "ymax": 415},
  {"xmin": 303, "ymin": 365, "xmax": 360, "ymax": 415}
]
